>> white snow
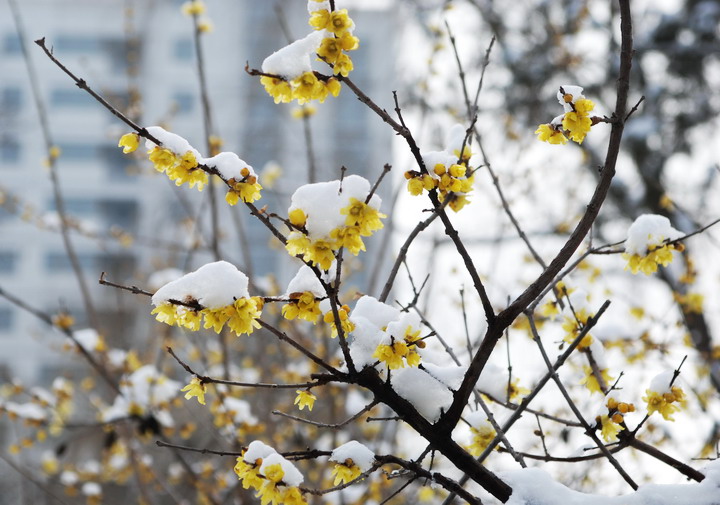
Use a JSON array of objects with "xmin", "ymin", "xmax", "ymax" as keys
[
  {"xmin": 144, "ymin": 126, "xmax": 200, "ymax": 158},
  {"xmin": 244, "ymin": 440, "xmax": 277, "ymax": 463},
  {"xmin": 203, "ymin": 152, "xmax": 256, "ymax": 181},
  {"xmin": 259, "ymin": 452, "xmax": 304, "ymax": 487},
  {"xmin": 625, "ymin": 214, "xmax": 682, "ymax": 256},
  {"xmin": 330, "ymin": 440, "xmax": 375, "ymax": 471},
  {"xmin": 73, "ymin": 328, "xmax": 103, "ymax": 352},
  {"xmin": 351, "ymin": 295, "xmax": 401, "ymax": 330},
  {"xmin": 151, "ymin": 260, "xmax": 250, "ymax": 309},
  {"xmin": 649, "ymin": 370, "xmax": 679, "ymax": 394},
  {"xmin": 503, "ymin": 461, "xmax": 720, "ymax": 505},
  {"xmin": 288, "ymin": 175, "xmax": 381, "ymax": 240},
  {"xmin": 262, "ymin": 30, "xmax": 326, "ymax": 79},
  {"xmin": 422, "ymin": 363, "xmax": 468, "ymax": 391},
  {"xmin": 285, "ymin": 265, "xmax": 325, "ymax": 297},
  {"xmin": 390, "ymin": 368, "xmax": 453, "ymax": 423},
  {"xmin": 81, "ymin": 482, "xmax": 102, "ymax": 496},
  {"xmin": 557, "ymin": 84, "xmax": 586, "ymax": 112}
]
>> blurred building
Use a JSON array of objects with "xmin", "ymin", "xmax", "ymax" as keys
[{"xmin": 0, "ymin": 0, "xmax": 396, "ymax": 384}]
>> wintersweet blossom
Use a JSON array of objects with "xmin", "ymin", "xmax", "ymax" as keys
[
  {"xmin": 181, "ymin": 377, "xmax": 207, "ymax": 405},
  {"xmin": 331, "ymin": 461, "xmax": 361, "ymax": 485},
  {"xmin": 536, "ymin": 86, "xmax": 596, "ymax": 145},
  {"xmin": 294, "ymin": 390, "xmax": 316, "ymax": 411},
  {"xmin": 580, "ymin": 366, "xmax": 613, "ymax": 394},
  {"xmin": 643, "ymin": 385, "xmax": 685, "ymax": 421},
  {"xmin": 282, "ymin": 292, "xmax": 322, "ymax": 323},
  {"xmin": 468, "ymin": 419, "xmax": 497, "ymax": 457},
  {"xmin": 623, "ymin": 214, "xmax": 683, "ymax": 275},
  {"xmin": 534, "ymin": 123, "xmax": 568, "ymax": 145},
  {"xmin": 118, "ymin": 133, "xmax": 140, "ymax": 153},
  {"xmin": 322, "ymin": 303, "xmax": 355, "ymax": 338}
]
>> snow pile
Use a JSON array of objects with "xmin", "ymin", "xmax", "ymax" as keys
[
  {"xmin": 390, "ymin": 367, "xmax": 453, "ymax": 422},
  {"xmin": 503, "ymin": 461, "xmax": 720, "ymax": 505},
  {"xmin": 625, "ymin": 214, "xmax": 682, "ymax": 256},
  {"xmin": 557, "ymin": 84, "xmax": 586, "ymax": 111},
  {"xmin": 262, "ymin": 31, "xmax": 326, "ymax": 79},
  {"xmin": 288, "ymin": 175, "xmax": 382, "ymax": 240},
  {"xmin": 285, "ymin": 265, "xmax": 324, "ymax": 297},
  {"xmin": 152, "ymin": 261, "xmax": 249, "ymax": 309},
  {"xmin": 145, "ymin": 126, "xmax": 201, "ymax": 159},
  {"xmin": 203, "ymin": 152, "xmax": 257, "ymax": 182},
  {"xmin": 243, "ymin": 441, "xmax": 304, "ymax": 487},
  {"xmin": 330, "ymin": 440, "xmax": 375, "ymax": 471}
]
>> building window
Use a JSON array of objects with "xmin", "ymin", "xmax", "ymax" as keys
[
  {"xmin": 3, "ymin": 34, "xmax": 21, "ymax": 54},
  {"xmin": 51, "ymin": 88, "xmax": 96, "ymax": 108},
  {"xmin": 0, "ymin": 252, "xmax": 17, "ymax": 274},
  {"xmin": 55, "ymin": 35, "xmax": 101, "ymax": 53},
  {"xmin": 0, "ymin": 137, "xmax": 20, "ymax": 163},
  {"xmin": 174, "ymin": 38, "xmax": 194, "ymax": 61},
  {"xmin": 0, "ymin": 87, "xmax": 22, "ymax": 114},
  {"xmin": 172, "ymin": 92, "xmax": 195, "ymax": 114},
  {"xmin": 0, "ymin": 308, "xmax": 13, "ymax": 331},
  {"xmin": 57, "ymin": 143, "xmax": 98, "ymax": 161}
]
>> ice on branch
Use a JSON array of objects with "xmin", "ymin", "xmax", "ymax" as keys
[
  {"xmin": 329, "ymin": 440, "xmax": 375, "ymax": 485},
  {"xmin": 623, "ymin": 214, "xmax": 683, "ymax": 275},
  {"xmin": 102, "ymin": 365, "xmax": 181, "ymax": 423},
  {"xmin": 391, "ymin": 368, "xmax": 453, "ymax": 422},
  {"xmin": 204, "ymin": 152, "xmax": 262, "ymax": 205},
  {"xmin": 151, "ymin": 261, "xmax": 262, "ymax": 336},
  {"xmin": 234, "ymin": 441, "xmax": 307, "ymax": 505},
  {"xmin": 502, "ymin": 461, "xmax": 720, "ymax": 505},
  {"xmin": 642, "ymin": 370, "xmax": 686, "ymax": 421},
  {"xmin": 285, "ymin": 175, "xmax": 385, "ymax": 270},
  {"xmin": 536, "ymin": 85, "xmax": 596, "ymax": 145},
  {"xmin": 405, "ymin": 123, "xmax": 475, "ymax": 212}
]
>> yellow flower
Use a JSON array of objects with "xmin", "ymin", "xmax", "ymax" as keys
[
  {"xmin": 177, "ymin": 309, "xmax": 203, "ymax": 331},
  {"xmin": 260, "ymin": 76, "xmax": 293, "ymax": 104},
  {"xmin": 331, "ymin": 226, "xmax": 366, "ymax": 255},
  {"xmin": 118, "ymin": 133, "xmax": 140, "ymax": 154},
  {"xmin": 331, "ymin": 462, "xmax": 361, "ymax": 485},
  {"xmin": 148, "ymin": 146, "xmax": 177, "ymax": 172},
  {"xmin": 306, "ymin": 238, "xmax": 337, "ymax": 270},
  {"xmin": 623, "ymin": 244, "xmax": 677, "ymax": 275},
  {"xmin": 562, "ymin": 111, "xmax": 592, "ymax": 144},
  {"xmin": 468, "ymin": 424, "xmax": 496, "ymax": 456},
  {"xmin": 325, "ymin": 78, "xmax": 342, "ymax": 97},
  {"xmin": 580, "ymin": 366, "xmax": 613, "ymax": 394},
  {"xmin": 309, "ymin": 9, "xmax": 331, "ymax": 31},
  {"xmin": 328, "ymin": 9, "xmax": 354, "ymax": 36},
  {"xmin": 317, "ymin": 37, "xmax": 343, "ymax": 64},
  {"xmin": 294, "ymin": 390, "xmax": 317, "ymax": 411},
  {"xmin": 181, "ymin": 1, "xmax": 206, "ymax": 16},
  {"xmin": 292, "ymin": 72, "xmax": 325, "ymax": 105},
  {"xmin": 535, "ymin": 124, "xmax": 568, "ymax": 145},
  {"xmin": 181, "ymin": 377, "xmax": 207, "ymax": 405},
  {"xmin": 333, "ymin": 53, "xmax": 354, "ymax": 77},
  {"xmin": 574, "ymin": 98, "xmax": 595, "ymax": 115},
  {"xmin": 226, "ymin": 297, "xmax": 263, "ymax": 336},
  {"xmin": 373, "ymin": 341, "xmax": 409, "ymax": 369},
  {"xmin": 288, "ymin": 208, "xmax": 307, "ymax": 228},
  {"xmin": 202, "ymin": 307, "xmax": 232, "ymax": 333},
  {"xmin": 323, "ymin": 305, "xmax": 355, "ymax": 338},
  {"xmin": 282, "ymin": 292, "xmax": 322, "ymax": 323},
  {"xmin": 598, "ymin": 414, "xmax": 623, "ymax": 442},
  {"xmin": 291, "ymin": 106, "xmax": 317, "ymax": 119},
  {"xmin": 338, "ymin": 32, "xmax": 359, "ymax": 51},
  {"xmin": 263, "ymin": 463, "xmax": 285, "ymax": 483},
  {"xmin": 282, "ymin": 487, "xmax": 307, "ymax": 505},
  {"xmin": 643, "ymin": 386, "xmax": 685, "ymax": 421},
  {"xmin": 407, "ymin": 177, "xmax": 425, "ymax": 196},
  {"xmin": 225, "ymin": 179, "xmax": 263, "ymax": 205},
  {"xmin": 234, "ymin": 457, "xmax": 264, "ymax": 490},
  {"xmin": 150, "ymin": 303, "xmax": 177, "ymax": 326},
  {"xmin": 340, "ymin": 198, "xmax": 386, "ymax": 236},
  {"xmin": 675, "ymin": 292, "xmax": 704, "ymax": 314}
]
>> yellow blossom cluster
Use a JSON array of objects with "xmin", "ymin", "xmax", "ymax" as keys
[
  {"xmin": 580, "ymin": 365, "xmax": 614, "ymax": 394},
  {"xmin": 260, "ymin": 72, "xmax": 341, "ymax": 105},
  {"xmin": 597, "ymin": 397, "xmax": 635, "ymax": 442},
  {"xmin": 119, "ymin": 132, "xmax": 209, "ymax": 190},
  {"xmin": 643, "ymin": 385, "xmax": 686, "ymax": 421},
  {"xmin": 180, "ymin": 377, "xmax": 207, "ymax": 405},
  {"xmin": 282, "ymin": 292, "xmax": 322, "ymax": 323},
  {"xmin": 312, "ymin": 9, "xmax": 359, "ymax": 77},
  {"xmin": 536, "ymin": 86, "xmax": 596, "ymax": 145},
  {"xmin": 372, "ymin": 326, "xmax": 424, "ymax": 370},
  {"xmin": 405, "ymin": 154, "xmax": 475, "ymax": 212},
  {"xmin": 468, "ymin": 423, "xmax": 497, "ymax": 457},
  {"xmin": 623, "ymin": 242, "xmax": 683, "ymax": 275},
  {"xmin": 561, "ymin": 308, "xmax": 594, "ymax": 350},
  {"xmin": 330, "ymin": 459, "xmax": 362, "ymax": 486},
  {"xmin": 322, "ymin": 304, "xmax": 355, "ymax": 338},
  {"xmin": 225, "ymin": 166, "xmax": 262, "ymax": 205},
  {"xmin": 674, "ymin": 292, "xmax": 704, "ymax": 314},
  {"xmin": 286, "ymin": 197, "xmax": 385, "ymax": 270},
  {"xmin": 151, "ymin": 297, "xmax": 263, "ymax": 337},
  {"xmin": 234, "ymin": 454, "xmax": 307, "ymax": 505}
]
